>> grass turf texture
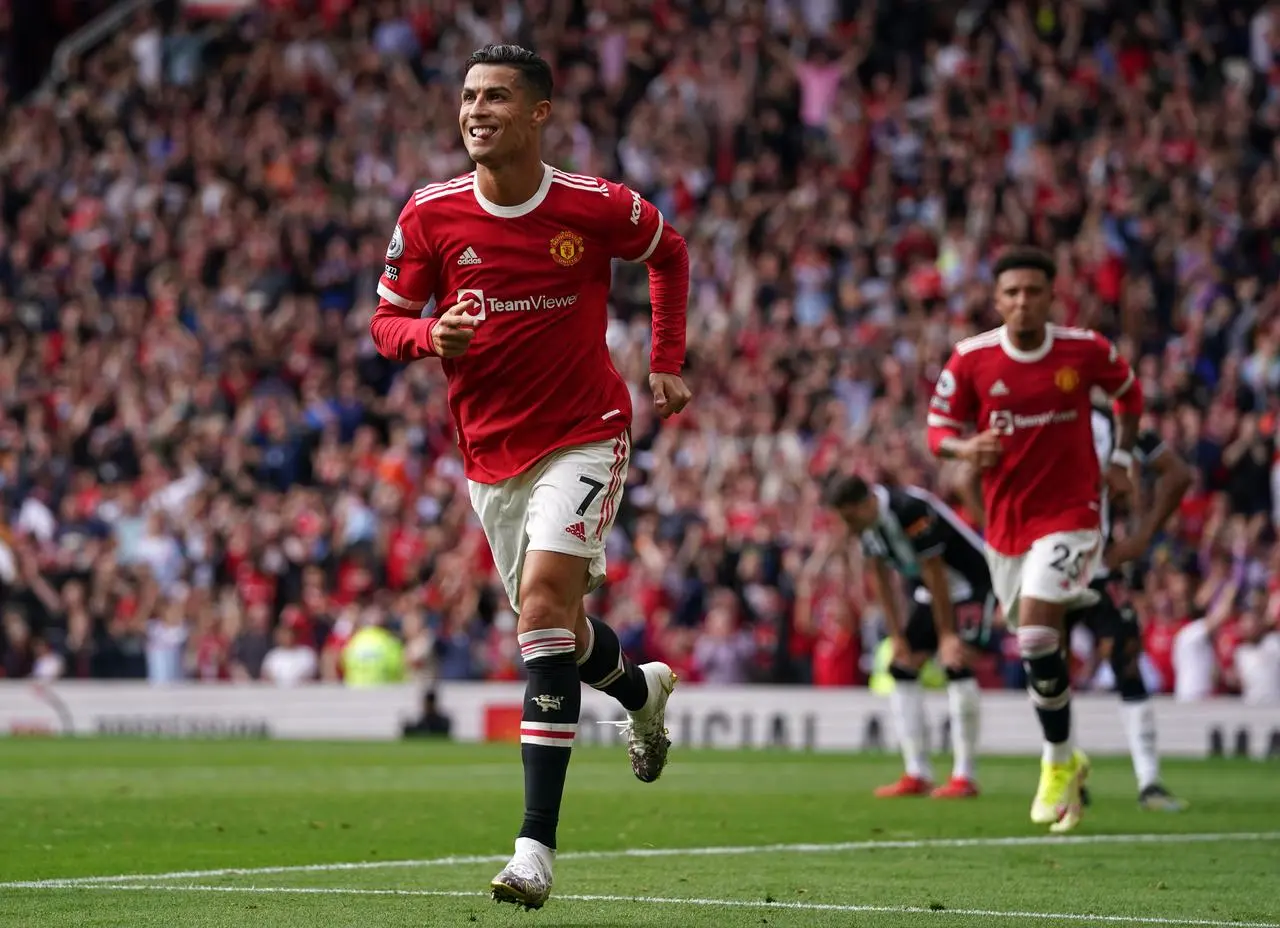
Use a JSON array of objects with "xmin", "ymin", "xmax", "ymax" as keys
[{"xmin": 1, "ymin": 740, "xmax": 1277, "ymax": 927}]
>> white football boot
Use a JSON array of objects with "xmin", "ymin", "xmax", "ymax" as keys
[
  {"xmin": 618, "ymin": 662, "xmax": 677, "ymax": 783},
  {"xmin": 490, "ymin": 837, "xmax": 555, "ymax": 909}
]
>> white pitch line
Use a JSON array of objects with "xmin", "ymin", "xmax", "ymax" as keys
[
  {"xmin": 4, "ymin": 831, "xmax": 1277, "ymax": 890},
  {"xmin": 41, "ymin": 883, "xmax": 1280, "ymax": 928}
]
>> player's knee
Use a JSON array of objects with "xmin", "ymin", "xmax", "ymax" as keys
[
  {"xmin": 889, "ymin": 664, "xmax": 920, "ymax": 682},
  {"xmin": 516, "ymin": 579, "xmax": 578, "ymax": 637},
  {"xmin": 1016, "ymin": 624, "xmax": 1060, "ymax": 659},
  {"xmin": 945, "ymin": 666, "xmax": 974, "ymax": 682},
  {"xmin": 1018, "ymin": 625, "xmax": 1068, "ymax": 708}
]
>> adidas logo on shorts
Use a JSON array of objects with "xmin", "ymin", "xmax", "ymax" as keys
[{"xmin": 565, "ymin": 521, "xmax": 587, "ymax": 542}]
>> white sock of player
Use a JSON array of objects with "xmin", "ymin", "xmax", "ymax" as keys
[
  {"xmin": 891, "ymin": 681, "xmax": 931, "ymax": 780},
  {"xmin": 1122, "ymin": 700, "xmax": 1160, "ymax": 791},
  {"xmin": 947, "ymin": 677, "xmax": 980, "ymax": 781}
]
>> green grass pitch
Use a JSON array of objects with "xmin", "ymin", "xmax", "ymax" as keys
[{"xmin": 2, "ymin": 739, "xmax": 1277, "ymax": 927}]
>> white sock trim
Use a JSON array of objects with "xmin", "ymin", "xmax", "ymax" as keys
[
  {"xmin": 519, "ymin": 627, "xmax": 577, "ymax": 663},
  {"xmin": 575, "ymin": 617, "xmax": 596, "ymax": 666}
]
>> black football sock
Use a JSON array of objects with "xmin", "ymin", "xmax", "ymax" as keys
[
  {"xmin": 516, "ymin": 628, "xmax": 581, "ymax": 850},
  {"xmin": 1017, "ymin": 625, "xmax": 1072, "ymax": 763},
  {"xmin": 577, "ymin": 616, "xmax": 649, "ymax": 712}
]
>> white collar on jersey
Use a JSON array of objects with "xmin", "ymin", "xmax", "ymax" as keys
[
  {"xmin": 473, "ymin": 162, "xmax": 555, "ymax": 219},
  {"xmin": 998, "ymin": 324, "xmax": 1055, "ymax": 363}
]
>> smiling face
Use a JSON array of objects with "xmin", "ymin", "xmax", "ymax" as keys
[{"xmin": 459, "ymin": 64, "xmax": 550, "ymax": 168}]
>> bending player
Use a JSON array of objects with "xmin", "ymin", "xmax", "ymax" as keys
[
  {"xmin": 370, "ymin": 45, "xmax": 691, "ymax": 909},
  {"xmin": 1081, "ymin": 398, "xmax": 1191, "ymax": 810},
  {"xmin": 828, "ymin": 476, "xmax": 989, "ymax": 799},
  {"xmin": 926, "ymin": 246, "xmax": 1143, "ymax": 833}
]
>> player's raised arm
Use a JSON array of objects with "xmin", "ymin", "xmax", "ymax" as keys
[
  {"xmin": 604, "ymin": 180, "xmax": 691, "ymax": 418},
  {"xmin": 369, "ymin": 201, "xmax": 442, "ymax": 362}
]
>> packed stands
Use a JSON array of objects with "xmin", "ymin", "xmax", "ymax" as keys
[{"xmin": 0, "ymin": 0, "xmax": 1275, "ymax": 701}]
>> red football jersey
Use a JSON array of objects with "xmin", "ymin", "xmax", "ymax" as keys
[
  {"xmin": 926, "ymin": 325, "xmax": 1140, "ymax": 556},
  {"xmin": 370, "ymin": 164, "xmax": 688, "ymax": 484}
]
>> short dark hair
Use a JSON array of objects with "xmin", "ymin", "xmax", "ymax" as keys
[
  {"xmin": 992, "ymin": 246, "xmax": 1056, "ymax": 283},
  {"xmin": 464, "ymin": 44, "xmax": 553, "ymax": 101},
  {"xmin": 826, "ymin": 475, "xmax": 871, "ymax": 508}
]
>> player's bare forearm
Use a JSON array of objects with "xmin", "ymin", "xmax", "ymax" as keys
[
  {"xmin": 1137, "ymin": 453, "xmax": 1193, "ymax": 543},
  {"xmin": 872, "ymin": 560, "xmax": 904, "ymax": 637},
  {"xmin": 1114, "ymin": 411, "xmax": 1139, "ymax": 454},
  {"xmin": 921, "ymin": 556, "xmax": 957, "ymax": 638}
]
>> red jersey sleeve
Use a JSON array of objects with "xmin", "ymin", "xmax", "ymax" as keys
[
  {"xmin": 926, "ymin": 353, "xmax": 978, "ymax": 455},
  {"xmin": 600, "ymin": 180, "xmax": 669, "ymax": 262},
  {"xmin": 1088, "ymin": 332, "xmax": 1143, "ymax": 416},
  {"xmin": 599, "ymin": 180, "xmax": 689, "ymax": 376},
  {"xmin": 370, "ymin": 198, "xmax": 440, "ymax": 362}
]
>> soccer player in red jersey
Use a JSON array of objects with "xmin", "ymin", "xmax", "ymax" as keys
[
  {"xmin": 369, "ymin": 45, "xmax": 691, "ymax": 909},
  {"xmin": 925, "ymin": 247, "xmax": 1144, "ymax": 833}
]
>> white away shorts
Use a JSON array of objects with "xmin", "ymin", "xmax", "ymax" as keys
[
  {"xmin": 986, "ymin": 529, "xmax": 1103, "ymax": 628},
  {"xmin": 468, "ymin": 433, "xmax": 630, "ymax": 613}
]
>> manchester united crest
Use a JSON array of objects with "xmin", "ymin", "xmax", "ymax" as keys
[
  {"xmin": 550, "ymin": 230, "xmax": 584, "ymax": 267},
  {"xmin": 1054, "ymin": 366, "xmax": 1080, "ymax": 393}
]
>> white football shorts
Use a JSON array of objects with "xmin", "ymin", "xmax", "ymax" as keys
[
  {"xmin": 468, "ymin": 433, "xmax": 630, "ymax": 614},
  {"xmin": 986, "ymin": 529, "xmax": 1103, "ymax": 628}
]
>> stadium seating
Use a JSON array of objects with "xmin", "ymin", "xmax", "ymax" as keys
[{"xmin": 0, "ymin": 0, "xmax": 1275, "ymax": 699}]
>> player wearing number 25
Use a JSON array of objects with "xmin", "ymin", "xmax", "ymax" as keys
[
  {"xmin": 369, "ymin": 45, "xmax": 690, "ymax": 911},
  {"xmin": 925, "ymin": 247, "xmax": 1144, "ymax": 835}
]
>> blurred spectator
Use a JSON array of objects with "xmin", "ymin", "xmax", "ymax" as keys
[
  {"xmin": 691, "ymin": 598, "xmax": 756, "ymax": 684},
  {"xmin": 261, "ymin": 620, "xmax": 319, "ymax": 686},
  {"xmin": 1234, "ymin": 590, "xmax": 1280, "ymax": 704},
  {"xmin": 341, "ymin": 608, "xmax": 405, "ymax": 686},
  {"xmin": 402, "ymin": 689, "xmax": 452, "ymax": 739}
]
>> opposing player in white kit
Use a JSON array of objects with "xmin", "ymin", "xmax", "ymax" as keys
[{"xmin": 370, "ymin": 45, "xmax": 691, "ymax": 909}]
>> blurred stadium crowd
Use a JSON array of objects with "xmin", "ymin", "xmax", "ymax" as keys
[{"xmin": 0, "ymin": 0, "xmax": 1276, "ymax": 701}]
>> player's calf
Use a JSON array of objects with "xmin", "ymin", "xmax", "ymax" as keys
[
  {"xmin": 511, "ymin": 571, "xmax": 585, "ymax": 854},
  {"xmin": 940, "ymin": 665, "xmax": 980, "ymax": 794},
  {"xmin": 1017, "ymin": 623, "xmax": 1071, "ymax": 758},
  {"xmin": 877, "ymin": 663, "xmax": 933, "ymax": 796}
]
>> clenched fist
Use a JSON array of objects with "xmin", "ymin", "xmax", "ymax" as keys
[
  {"xmin": 649, "ymin": 372, "xmax": 692, "ymax": 418},
  {"xmin": 431, "ymin": 301, "xmax": 481, "ymax": 358}
]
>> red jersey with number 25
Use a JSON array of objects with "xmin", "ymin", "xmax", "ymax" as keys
[
  {"xmin": 370, "ymin": 164, "xmax": 687, "ymax": 484},
  {"xmin": 926, "ymin": 325, "xmax": 1140, "ymax": 557}
]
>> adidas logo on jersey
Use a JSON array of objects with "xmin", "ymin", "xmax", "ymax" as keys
[
  {"xmin": 565, "ymin": 521, "xmax": 587, "ymax": 542},
  {"xmin": 990, "ymin": 380, "xmax": 1009, "ymax": 396},
  {"xmin": 457, "ymin": 247, "xmax": 482, "ymax": 266}
]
